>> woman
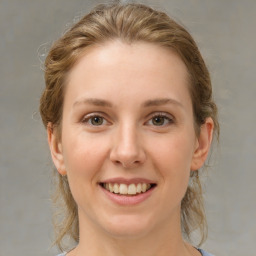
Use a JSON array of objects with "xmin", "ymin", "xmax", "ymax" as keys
[{"xmin": 40, "ymin": 2, "xmax": 219, "ymax": 256}]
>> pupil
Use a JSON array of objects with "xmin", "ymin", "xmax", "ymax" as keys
[
  {"xmin": 153, "ymin": 116, "xmax": 164, "ymax": 125},
  {"xmin": 92, "ymin": 116, "xmax": 103, "ymax": 125}
]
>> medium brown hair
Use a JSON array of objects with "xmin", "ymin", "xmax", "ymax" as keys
[{"xmin": 40, "ymin": 2, "xmax": 219, "ymax": 251}]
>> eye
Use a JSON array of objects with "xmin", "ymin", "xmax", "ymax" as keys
[
  {"xmin": 147, "ymin": 113, "xmax": 174, "ymax": 126},
  {"xmin": 82, "ymin": 114, "xmax": 107, "ymax": 126}
]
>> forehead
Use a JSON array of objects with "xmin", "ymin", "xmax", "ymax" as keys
[
  {"xmin": 65, "ymin": 40, "xmax": 191, "ymax": 108},
  {"xmin": 69, "ymin": 40, "xmax": 189, "ymax": 78}
]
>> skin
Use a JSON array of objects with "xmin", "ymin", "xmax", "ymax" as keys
[{"xmin": 48, "ymin": 41, "xmax": 213, "ymax": 256}]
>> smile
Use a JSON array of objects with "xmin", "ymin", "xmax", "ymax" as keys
[
  {"xmin": 100, "ymin": 183, "xmax": 155, "ymax": 196},
  {"xmin": 99, "ymin": 178, "xmax": 157, "ymax": 205}
]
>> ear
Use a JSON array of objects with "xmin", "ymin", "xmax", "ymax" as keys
[
  {"xmin": 190, "ymin": 117, "xmax": 214, "ymax": 171},
  {"xmin": 47, "ymin": 123, "xmax": 66, "ymax": 176}
]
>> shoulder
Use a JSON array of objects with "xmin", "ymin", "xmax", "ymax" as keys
[
  {"xmin": 198, "ymin": 248, "xmax": 214, "ymax": 256},
  {"xmin": 56, "ymin": 249, "xmax": 214, "ymax": 256}
]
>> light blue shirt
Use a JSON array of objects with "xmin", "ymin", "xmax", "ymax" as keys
[
  {"xmin": 57, "ymin": 248, "xmax": 214, "ymax": 256},
  {"xmin": 198, "ymin": 248, "xmax": 214, "ymax": 256}
]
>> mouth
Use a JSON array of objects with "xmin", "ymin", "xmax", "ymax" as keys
[{"xmin": 99, "ymin": 182, "xmax": 157, "ymax": 196}]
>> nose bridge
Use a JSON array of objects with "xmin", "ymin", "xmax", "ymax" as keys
[
  {"xmin": 119, "ymin": 122, "xmax": 138, "ymax": 153},
  {"xmin": 110, "ymin": 121, "xmax": 145, "ymax": 167}
]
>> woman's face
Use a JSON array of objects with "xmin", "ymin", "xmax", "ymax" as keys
[{"xmin": 49, "ymin": 41, "xmax": 212, "ymax": 239}]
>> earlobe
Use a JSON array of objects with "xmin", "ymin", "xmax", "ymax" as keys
[
  {"xmin": 47, "ymin": 123, "xmax": 66, "ymax": 176},
  {"xmin": 191, "ymin": 118, "xmax": 214, "ymax": 171}
]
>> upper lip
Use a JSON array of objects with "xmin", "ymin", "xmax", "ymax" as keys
[{"xmin": 99, "ymin": 177, "xmax": 156, "ymax": 185}]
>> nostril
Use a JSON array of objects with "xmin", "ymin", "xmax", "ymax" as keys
[
  {"xmin": 123, "ymin": 160, "xmax": 139, "ymax": 168},
  {"xmin": 113, "ymin": 160, "xmax": 122, "ymax": 165},
  {"xmin": 109, "ymin": 145, "xmax": 146, "ymax": 168}
]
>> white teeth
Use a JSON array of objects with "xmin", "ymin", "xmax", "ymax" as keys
[
  {"xmin": 142, "ymin": 183, "xmax": 147, "ymax": 193},
  {"xmin": 128, "ymin": 184, "xmax": 136, "ymax": 195},
  {"xmin": 109, "ymin": 183, "xmax": 114, "ymax": 192},
  {"xmin": 119, "ymin": 184, "xmax": 128, "ymax": 194},
  {"xmin": 113, "ymin": 183, "xmax": 119, "ymax": 194},
  {"xmin": 102, "ymin": 182, "xmax": 153, "ymax": 195},
  {"xmin": 136, "ymin": 183, "xmax": 142, "ymax": 193}
]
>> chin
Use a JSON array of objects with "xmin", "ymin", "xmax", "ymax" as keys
[{"xmin": 102, "ymin": 214, "xmax": 153, "ymax": 239}]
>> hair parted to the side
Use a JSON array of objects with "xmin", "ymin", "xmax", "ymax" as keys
[{"xmin": 40, "ymin": 2, "xmax": 219, "ymax": 251}]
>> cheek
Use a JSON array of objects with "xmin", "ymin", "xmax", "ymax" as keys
[
  {"xmin": 61, "ymin": 134, "xmax": 110, "ymax": 209},
  {"xmin": 149, "ymin": 132, "xmax": 195, "ymax": 186},
  {"xmin": 61, "ymin": 132, "xmax": 109, "ymax": 187},
  {"xmin": 151, "ymin": 132, "xmax": 195, "ymax": 167}
]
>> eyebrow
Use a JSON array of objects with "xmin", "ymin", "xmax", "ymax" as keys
[
  {"xmin": 142, "ymin": 98, "xmax": 184, "ymax": 108},
  {"xmin": 73, "ymin": 98, "xmax": 113, "ymax": 108},
  {"xmin": 72, "ymin": 97, "xmax": 183, "ymax": 109}
]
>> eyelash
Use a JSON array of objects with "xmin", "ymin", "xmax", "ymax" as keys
[
  {"xmin": 81, "ymin": 113, "xmax": 109, "ymax": 126},
  {"xmin": 81, "ymin": 112, "xmax": 174, "ymax": 127},
  {"xmin": 146, "ymin": 112, "xmax": 174, "ymax": 127}
]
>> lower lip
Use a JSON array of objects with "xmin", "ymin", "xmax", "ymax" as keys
[{"xmin": 99, "ymin": 185, "xmax": 156, "ymax": 206}]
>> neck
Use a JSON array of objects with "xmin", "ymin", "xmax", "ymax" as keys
[{"xmin": 70, "ymin": 210, "xmax": 196, "ymax": 256}]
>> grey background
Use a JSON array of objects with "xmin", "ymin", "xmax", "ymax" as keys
[{"xmin": 0, "ymin": 0, "xmax": 255, "ymax": 255}]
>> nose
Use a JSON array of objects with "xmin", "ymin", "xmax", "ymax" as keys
[{"xmin": 110, "ymin": 124, "xmax": 146, "ymax": 168}]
